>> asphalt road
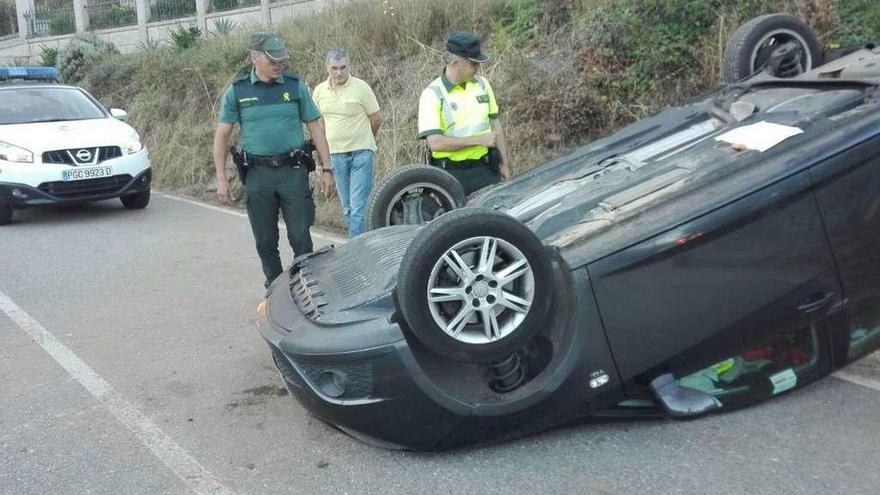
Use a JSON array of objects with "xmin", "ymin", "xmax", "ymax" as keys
[{"xmin": 2, "ymin": 193, "xmax": 879, "ymax": 495}]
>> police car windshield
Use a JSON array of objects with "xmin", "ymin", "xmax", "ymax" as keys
[{"xmin": 0, "ymin": 87, "xmax": 105, "ymax": 125}]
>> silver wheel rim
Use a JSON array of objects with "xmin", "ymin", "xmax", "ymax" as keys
[
  {"xmin": 748, "ymin": 28, "xmax": 814, "ymax": 76},
  {"xmin": 427, "ymin": 236, "xmax": 535, "ymax": 345},
  {"xmin": 385, "ymin": 181, "xmax": 457, "ymax": 226}
]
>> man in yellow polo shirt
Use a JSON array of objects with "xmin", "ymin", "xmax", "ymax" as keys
[
  {"xmin": 313, "ymin": 48, "xmax": 382, "ymax": 237},
  {"xmin": 418, "ymin": 31, "xmax": 511, "ymax": 195}
]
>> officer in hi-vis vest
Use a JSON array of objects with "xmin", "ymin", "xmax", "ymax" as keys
[
  {"xmin": 213, "ymin": 33, "xmax": 335, "ymax": 289},
  {"xmin": 417, "ymin": 31, "xmax": 511, "ymax": 195}
]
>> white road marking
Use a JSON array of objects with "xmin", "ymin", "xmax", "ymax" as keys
[
  {"xmin": 833, "ymin": 370, "xmax": 880, "ymax": 392},
  {"xmin": 0, "ymin": 290, "xmax": 237, "ymax": 495},
  {"xmin": 155, "ymin": 191, "xmax": 346, "ymax": 244}
]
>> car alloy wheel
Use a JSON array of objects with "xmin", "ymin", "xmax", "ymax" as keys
[
  {"xmin": 366, "ymin": 165, "xmax": 465, "ymax": 230},
  {"xmin": 427, "ymin": 236, "xmax": 535, "ymax": 345},
  {"xmin": 397, "ymin": 207, "xmax": 554, "ymax": 363}
]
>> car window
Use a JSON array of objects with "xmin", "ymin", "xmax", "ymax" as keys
[{"xmin": 0, "ymin": 87, "xmax": 105, "ymax": 125}]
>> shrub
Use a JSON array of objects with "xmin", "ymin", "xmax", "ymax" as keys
[
  {"xmin": 48, "ymin": 14, "xmax": 75, "ymax": 35},
  {"xmin": 56, "ymin": 33, "xmax": 117, "ymax": 84},
  {"xmin": 212, "ymin": 18, "xmax": 237, "ymax": 36},
  {"xmin": 170, "ymin": 24, "xmax": 202, "ymax": 50},
  {"xmin": 38, "ymin": 45, "xmax": 58, "ymax": 67},
  {"xmin": 211, "ymin": 0, "xmax": 238, "ymax": 12},
  {"xmin": 90, "ymin": 4, "xmax": 138, "ymax": 30},
  {"xmin": 150, "ymin": 0, "xmax": 197, "ymax": 22}
]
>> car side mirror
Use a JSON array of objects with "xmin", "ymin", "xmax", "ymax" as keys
[{"xmin": 110, "ymin": 108, "xmax": 128, "ymax": 121}]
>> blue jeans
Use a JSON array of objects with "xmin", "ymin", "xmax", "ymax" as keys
[{"xmin": 330, "ymin": 149, "xmax": 374, "ymax": 237}]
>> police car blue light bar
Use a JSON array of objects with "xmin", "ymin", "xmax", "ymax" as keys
[{"xmin": 0, "ymin": 67, "xmax": 62, "ymax": 82}]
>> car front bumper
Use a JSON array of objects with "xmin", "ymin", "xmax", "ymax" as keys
[
  {"xmin": 0, "ymin": 149, "xmax": 150, "ymax": 206},
  {"xmin": 257, "ymin": 276, "xmax": 469, "ymax": 451}
]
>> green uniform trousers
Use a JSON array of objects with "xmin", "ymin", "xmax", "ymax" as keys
[
  {"xmin": 245, "ymin": 165, "xmax": 315, "ymax": 286},
  {"xmin": 442, "ymin": 163, "xmax": 500, "ymax": 196}
]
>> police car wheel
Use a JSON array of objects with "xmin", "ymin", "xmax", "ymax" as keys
[
  {"xmin": 120, "ymin": 189, "xmax": 150, "ymax": 209},
  {"xmin": 722, "ymin": 14, "xmax": 821, "ymax": 83},
  {"xmin": 397, "ymin": 207, "xmax": 554, "ymax": 363},
  {"xmin": 0, "ymin": 205, "xmax": 12, "ymax": 226},
  {"xmin": 366, "ymin": 165, "xmax": 465, "ymax": 231}
]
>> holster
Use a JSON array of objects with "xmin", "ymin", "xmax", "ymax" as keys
[
  {"xmin": 486, "ymin": 147, "xmax": 502, "ymax": 173},
  {"xmin": 292, "ymin": 139, "xmax": 317, "ymax": 173},
  {"xmin": 228, "ymin": 145, "xmax": 249, "ymax": 185}
]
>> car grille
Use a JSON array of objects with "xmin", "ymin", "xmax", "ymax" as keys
[
  {"xmin": 38, "ymin": 174, "xmax": 133, "ymax": 199},
  {"xmin": 289, "ymin": 258, "xmax": 329, "ymax": 319},
  {"xmin": 42, "ymin": 146, "xmax": 123, "ymax": 166}
]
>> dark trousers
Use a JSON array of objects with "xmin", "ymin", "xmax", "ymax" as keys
[
  {"xmin": 435, "ymin": 162, "xmax": 500, "ymax": 195},
  {"xmin": 245, "ymin": 165, "xmax": 315, "ymax": 286}
]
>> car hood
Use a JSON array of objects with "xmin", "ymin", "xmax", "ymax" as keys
[{"xmin": 0, "ymin": 118, "xmax": 139, "ymax": 152}]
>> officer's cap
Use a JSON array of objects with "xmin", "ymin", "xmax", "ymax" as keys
[
  {"xmin": 250, "ymin": 32, "xmax": 289, "ymax": 61},
  {"xmin": 445, "ymin": 31, "xmax": 489, "ymax": 63}
]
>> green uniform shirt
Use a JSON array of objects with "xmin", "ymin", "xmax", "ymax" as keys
[{"xmin": 218, "ymin": 69, "xmax": 321, "ymax": 155}]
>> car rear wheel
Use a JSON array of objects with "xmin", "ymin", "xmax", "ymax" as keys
[
  {"xmin": 397, "ymin": 207, "xmax": 554, "ymax": 363},
  {"xmin": 722, "ymin": 13, "xmax": 821, "ymax": 83},
  {"xmin": 120, "ymin": 189, "xmax": 150, "ymax": 209},
  {"xmin": 366, "ymin": 165, "xmax": 465, "ymax": 231},
  {"xmin": 0, "ymin": 205, "xmax": 12, "ymax": 226}
]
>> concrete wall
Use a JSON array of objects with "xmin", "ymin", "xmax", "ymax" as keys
[{"xmin": 0, "ymin": 0, "xmax": 329, "ymax": 64}]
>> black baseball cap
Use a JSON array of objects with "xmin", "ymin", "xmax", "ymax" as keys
[{"xmin": 445, "ymin": 31, "xmax": 489, "ymax": 63}]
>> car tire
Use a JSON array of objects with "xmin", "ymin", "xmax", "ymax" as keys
[
  {"xmin": 397, "ymin": 207, "xmax": 554, "ymax": 363},
  {"xmin": 366, "ymin": 165, "xmax": 465, "ymax": 231},
  {"xmin": 120, "ymin": 189, "xmax": 150, "ymax": 209},
  {"xmin": 722, "ymin": 14, "xmax": 822, "ymax": 83},
  {"xmin": 0, "ymin": 205, "xmax": 12, "ymax": 226}
]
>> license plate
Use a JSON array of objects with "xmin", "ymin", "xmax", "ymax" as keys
[{"xmin": 62, "ymin": 166, "xmax": 113, "ymax": 181}]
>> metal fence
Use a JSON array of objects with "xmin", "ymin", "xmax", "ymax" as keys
[
  {"xmin": 209, "ymin": 0, "xmax": 259, "ymax": 13},
  {"xmin": 24, "ymin": 4, "xmax": 76, "ymax": 38},
  {"xmin": 87, "ymin": 0, "xmax": 138, "ymax": 30},
  {"xmin": 149, "ymin": 0, "xmax": 196, "ymax": 22}
]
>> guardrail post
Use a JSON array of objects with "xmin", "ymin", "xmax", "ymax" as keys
[
  {"xmin": 260, "ymin": 0, "xmax": 269, "ymax": 27},
  {"xmin": 14, "ymin": 0, "xmax": 34, "ymax": 39},
  {"xmin": 135, "ymin": 0, "xmax": 148, "ymax": 42},
  {"xmin": 196, "ymin": 0, "xmax": 208, "ymax": 33},
  {"xmin": 73, "ymin": 0, "xmax": 89, "ymax": 32}
]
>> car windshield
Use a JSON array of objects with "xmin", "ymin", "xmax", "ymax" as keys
[{"xmin": 0, "ymin": 87, "xmax": 105, "ymax": 125}]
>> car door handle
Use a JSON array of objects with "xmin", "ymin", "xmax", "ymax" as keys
[{"xmin": 798, "ymin": 291, "xmax": 836, "ymax": 314}]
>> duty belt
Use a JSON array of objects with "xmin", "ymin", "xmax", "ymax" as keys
[
  {"xmin": 247, "ymin": 153, "xmax": 304, "ymax": 168},
  {"xmin": 430, "ymin": 155, "xmax": 490, "ymax": 170}
]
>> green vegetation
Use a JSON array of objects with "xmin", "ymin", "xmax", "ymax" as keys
[
  {"xmin": 169, "ymin": 24, "xmax": 202, "ymax": 50},
  {"xmin": 0, "ymin": 0, "xmax": 17, "ymax": 37},
  {"xmin": 38, "ymin": 45, "xmax": 58, "ymax": 67},
  {"xmin": 75, "ymin": 0, "xmax": 879, "ymax": 232},
  {"xmin": 57, "ymin": 33, "xmax": 117, "ymax": 84},
  {"xmin": 89, "ymin": 3, "xmax": 138, "ymax": 30}
]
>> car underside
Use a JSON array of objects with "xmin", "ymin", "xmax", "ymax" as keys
[{"xmin": 259, "ymin": 16, "xmax": 880, "ymax": 450}]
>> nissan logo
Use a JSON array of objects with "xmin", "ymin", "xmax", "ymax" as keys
[{"xmin": 75, "ymin": 149, "xmax": 92, "ymax": 162}]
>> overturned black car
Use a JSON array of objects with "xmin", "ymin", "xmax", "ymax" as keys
[{"xmin": 258, "ymin": 15, "xmax": 880, "ymax": 450}]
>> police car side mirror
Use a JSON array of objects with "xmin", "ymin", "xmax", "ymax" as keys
[{"xmin": 110, "ymin": 108, "xmax": 128, "ymax": 121}]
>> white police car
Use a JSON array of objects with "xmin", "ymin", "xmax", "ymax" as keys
[{"xmin": 0, "ymin": 67, "xmax": 151, "ymax": 225}]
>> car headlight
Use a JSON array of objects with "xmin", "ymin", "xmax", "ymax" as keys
[
  {"xmin": 0, "ymin": 141, "xmax": 34, "ymax": 163},
  {"xmin": 124, "ymin": 136, "xmax": 143, "ymax": 154}
]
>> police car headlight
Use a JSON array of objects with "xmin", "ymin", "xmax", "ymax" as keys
[
  {"xmin": 0, "ymin": 141, "xmax": 34, "ymax": 163},
  {"xmin": 124, "ymin": 137, "xmax": 143, "ymax": 155}
]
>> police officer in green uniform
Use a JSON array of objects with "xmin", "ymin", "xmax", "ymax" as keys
[
  {"xmin": 417, "ymin": 32, "xmax": 511, "ymax": 195},
  {"xmin": 213, "ymin": 33, "xmax": 335, "ymax": 288}
]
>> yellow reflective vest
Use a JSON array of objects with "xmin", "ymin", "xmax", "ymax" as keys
[{"xmin": 417, "ymin": 74, "xmax": 499, "ymax": 161}]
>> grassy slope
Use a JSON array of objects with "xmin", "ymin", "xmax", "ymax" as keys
[{"xmin": 80, "ymin": 0, "xmax": 879, "ymax": 233}]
